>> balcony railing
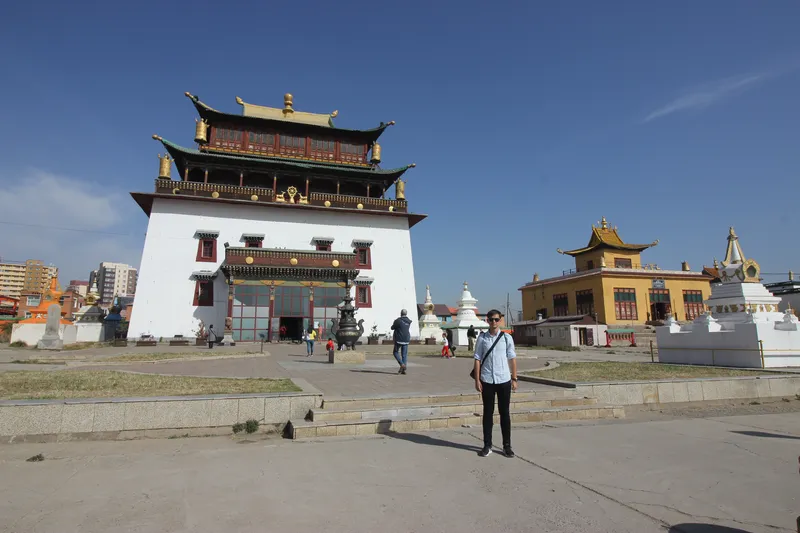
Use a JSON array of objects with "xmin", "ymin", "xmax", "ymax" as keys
[
  {"xmin": 156, "ymin": 179, "xmax": 274, "ymax": 203},
  {"xmin": 154, "ymin": 180, "xmax": 407, "ymax": 213},
  {"xmin": 561, "ymin": 263, "xmax": 662, "ymax": 276},
  {"xmin": 225, "ymin": 247, "xmax": 359, "ymax": 270}
]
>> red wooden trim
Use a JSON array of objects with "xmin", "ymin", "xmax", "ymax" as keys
[
  {"xmin": 355, "ymin": 285, "xmax": 372, "ymax": 308},
  {"xmin": 239, "ymin": 172, "xmax": 244, "ymax": 187},
  {"xmin": 267, "ymin": 298, "xmax": 275, "ymax": 341},
  {"xmin": 355, "ymin": 247, "xmax": 372, "ymax": 270},
  {"xmin": 193, "ymin": 280, "xmax": 214, "ymax": 307},
  {"xmin": 196, "ymin": 238, "xmax": 217, "ymax": 263},
  {"xmin": 227, "ymin": 283, "xmax": 234, "ymax": 318}
]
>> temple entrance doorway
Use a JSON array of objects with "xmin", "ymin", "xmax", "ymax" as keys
[
  {"xmin": 279, "ymin": 317, "xmax": 304, "ymax": 342},
  {"xmin": 650, "ymin": 302, "xmax": 671, "ymax": 321}
]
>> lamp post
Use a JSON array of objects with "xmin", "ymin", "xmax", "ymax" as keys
[{"xmin": 593, "ymin": 312, "xmax": 599, "ymax": 346}]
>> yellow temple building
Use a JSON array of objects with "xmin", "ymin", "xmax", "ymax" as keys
[{"xmin": 519, "ymin": 217, "xmax": 711, "ymax": 326}]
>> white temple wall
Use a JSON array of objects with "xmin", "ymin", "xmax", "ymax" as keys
[{"xmin": 130, "ymin": 198, "xmax": 419, "ymax": 340}]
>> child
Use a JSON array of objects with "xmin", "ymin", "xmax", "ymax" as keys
[
  {"xmin": 441, "ymin": 332, "xmax": 451, "ymax": 358},
  {"xmin": 326, "ymin": 337, "xmax": 335, "ymax": 359}
]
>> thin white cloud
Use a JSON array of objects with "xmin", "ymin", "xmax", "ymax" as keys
[
  {"xmin": 0, "ymin": 169, "xmax": 144, "ymax": 282},
  {"xmin": 643, "ymin": 71, "xmax": 772, "ymax": 123}
]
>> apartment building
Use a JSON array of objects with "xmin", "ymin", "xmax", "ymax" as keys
[
  {"xmin": 94, "ymin": 262, "xmax": 138, "ymax": 304},
  {"xmin": 0, "ymin": 259, "xmax": 58, "ymax": 299}
]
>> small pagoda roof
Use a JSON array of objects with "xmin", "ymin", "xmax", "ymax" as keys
[
  {"xmin": 155, "ymin": 137, "xmax": 414, "ymax": 183},
  {"xmin": 186, "ymin": 92, "xmax": 393, "ymax": 144},
  {"xmin": 558, "ymin": 217, "xmax": 658, "ymax": 257}
]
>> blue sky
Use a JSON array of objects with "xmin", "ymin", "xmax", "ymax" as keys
[{"xmin": 2, "ymin": 1, "xmax": 799, "ymax": 313}]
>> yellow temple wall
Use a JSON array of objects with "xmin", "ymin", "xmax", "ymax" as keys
[
  {"xmin": 573, "ymin": 250, "xmax": 643, "ymax": 272},
  {"xmin": 521, "ymin": 273, "xmax": 712, "ymax": 326}
]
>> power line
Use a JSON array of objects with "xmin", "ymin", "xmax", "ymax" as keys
[{"xmin": 0, "ymin": 221, "xmax": 134, "ymax": 237}]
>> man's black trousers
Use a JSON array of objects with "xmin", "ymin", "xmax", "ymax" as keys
[{"xmin": 480, "ymin": 380, "xmax": 512, "ymax": 448}]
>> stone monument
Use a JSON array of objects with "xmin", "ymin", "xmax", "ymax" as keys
[
  {"xmin": 657, "ymin": 227, "xmax": 800, "ymax": 367},
  {"xmin": 419, "ymin": 285, "xmax": 444, "ymax": 341},
  {"xmin": 37, "ymin": 304, "xmax": 64, "ymax": 350},
  {"xmin": 441, "ymin": 281, "xmax": 489, "ymax": 346}
]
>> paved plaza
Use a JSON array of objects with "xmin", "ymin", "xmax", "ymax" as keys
[{"xmin": 0, "ymin": 410, "xmax": 797, "ymax": 532}]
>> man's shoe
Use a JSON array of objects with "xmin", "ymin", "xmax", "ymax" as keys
[
  {"xmin": 400, "ymin": 365, "xmax": 406, "ymax": 374},
  {"xmin": 477, "ymin": 446, "xmax": 492, "ymax": 457},
  {"xmin": 503, "ymin": 446, "xmax": 515, "ymax": 458}
]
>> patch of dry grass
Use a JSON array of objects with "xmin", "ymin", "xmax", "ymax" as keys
[
  {"xmin": 108, "ymin": 351, "xmax": 258, "ymax": 363},
  {"xmin": 0, "ymin": 370, "xmax": 299, "ymax": 400},
  {"xmin": 527, "ymin": 362, "xmax": 783, "ymax": 383}
]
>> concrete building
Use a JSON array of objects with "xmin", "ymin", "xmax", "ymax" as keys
[
  {"xmin": 765, "ymin": 272, "xmax": 800, "ymax": 316},
  {"xmin": 94, "ymin": 263, "xmax": 138, "ymax": 304},
  {"xmin": 520, "ymin": 217, "xmax": 711, "ymax": 326},
  {"xmin": 67, "ymin": 280, "xmax": 89, "ymax": 298},
  {"xmin": 129, "ymin": 91, "xmax": 422, "ymax": 342},
  {"xmin": 0, "ymin": 259, "xmax": 58, "ymax": 299}
]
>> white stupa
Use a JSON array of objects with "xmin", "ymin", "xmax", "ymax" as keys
[
  {"xmin": 442, "ymin": 281, "xmax": 489, "ymax": 346},
  {"xmin": 657, "ymin": 227, "xmax": 800, "ymax": 367},
  {"xmin": 419, "ymin": 285, "xmax": 444, "ymax": 340}
]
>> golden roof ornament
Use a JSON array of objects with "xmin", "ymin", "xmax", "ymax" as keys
[
  {"xmin": 371, "ymin": 142, "xmax": 382, "ymax": 164},
  {"xmin": 395, "ymin": 178, "xmax": 406, "ymax": 200},
  {"xmin": 283, "ymin": 93, "xmax": 294, "ymax": 115},
  {"xmin": 194, "ymin": 118, "xmax": 208, "ymax": 144},
  {"xmin": 158, "ymin": 153, "xmax": 173, "ymax": 179}
]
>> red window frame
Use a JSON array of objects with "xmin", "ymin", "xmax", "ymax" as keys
[
  {"xmin": 553, "ymin": 293, "xmax": 569, "ymax": 317},
  {"xmin": 613, "ymin": 288, "xmax": 638, "ymax": 321},
  {"xmin": 683, "ymin": 290, "xmax": 704, "ymax": 321},
  {"xmin": 614, "ymin": 258, "xmax": 633, "ymax": 269},
  {"xmin": 193, "ymin": 281, "xmax": 214, "ymax": 307},
  {"xmin": 196, "ymin": 238, "xmax": 217, "ymax": 262},
  {"xmin": 355, "ymin": 285, "xmax": 372, "ymax": 308},
  {"xmin": 316, "ymin": 243, "xmax": 331, "ymax": 252},
  {"xmin": 356, "ymin": 247, "xmax": 371, "ymax": 269},
  {"xmin": 245, "ymin": 240, "xmax": 262, "ymax": 248}
]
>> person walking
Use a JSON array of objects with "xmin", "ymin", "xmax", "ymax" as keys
[
  {"xmin": 440, "ymin": 332, "xmax": 451, "ymax": 358},
  {"xmin": 467, "ymin": 325, "xmax": 477, "ymax": 351},
  {"xmin": 445, "ymin": 328, "xmax": 457, "ymax": 357},
  {"xmin": 304, "ymin": 326, "xmax": 317, "ymax": 357},
  {"xmin": 391, "ymin": 309, "xmax": 412, "ymax": 374},
  {"xmin": 473, "ymin": 309, "xmax": 517, "ymax": 458}
]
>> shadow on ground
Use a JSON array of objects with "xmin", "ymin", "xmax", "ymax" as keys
[
  {"xmin": 349, "ymin": 369, "xmax": 398, "ymax": 375},
  {"xmin": 730, "ymin": 430, "xmax": 800, "ymax": 440},
  {"xmin": 669, "ymin": 524, "xmax": 752, "ymax": 533},
  {"xmin": 382, "ymin": 430, "xmax": 481, "ymax": 453}
]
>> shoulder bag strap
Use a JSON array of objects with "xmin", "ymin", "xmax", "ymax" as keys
[{"xmin": 479, "ymin": 332, "xmax": 505, "ymax": 365}]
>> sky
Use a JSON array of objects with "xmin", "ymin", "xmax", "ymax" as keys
[{"xmin": 2, "ymin": 1, "xmax": 800, "ymax": 314}]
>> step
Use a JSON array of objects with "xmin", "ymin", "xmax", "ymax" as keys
[
  {"xmin": 288, "ymin": 405, "xmax": 625, "ymax": 439},
  {"xmin": 310, "ymin": 397, "xmax": 597, "ymax": 422},
  {"xmin": 321, "ymin": 390, "xmax": 578, "ymax": 411}
]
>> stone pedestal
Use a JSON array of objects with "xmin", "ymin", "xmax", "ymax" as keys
[
  {"xmin": 328, "ymin": 350, "xmax": 366, "ymax": 364},
  {"xmin": 221, "ymin": 331, "xmax": 236, "ymax": 346},
  {"xmin": 37, "ymin": 304, "xmax": 64, "ymax": 351}
]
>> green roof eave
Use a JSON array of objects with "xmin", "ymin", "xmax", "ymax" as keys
[
  {"xmin": 155, "ymin": 137, "xmax": 415, "ymax": 182},
  {"xmin": 185, "ymin": 93, "xmax": 391, "ymax": 143}
]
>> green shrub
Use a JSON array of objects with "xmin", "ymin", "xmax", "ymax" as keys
[
  {"xmin": 232, "ymin": 422, "xmax": 245, "ymax": 434},
  {"xmin": 245, "ymin": 419, "xmax": 260, "ymax": 434}
]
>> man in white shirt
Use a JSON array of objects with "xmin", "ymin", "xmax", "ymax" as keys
[{"xmin": 473, "ymin": 309, "xmax": 517, "ymax": 458}]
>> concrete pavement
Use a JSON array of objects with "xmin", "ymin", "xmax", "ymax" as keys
[{"xmin": 1, "ymin": 412, "xmax": 797, "ymax": 532}]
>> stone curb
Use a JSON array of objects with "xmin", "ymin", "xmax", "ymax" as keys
[
  {"xmin": 0, "ymin": 390, "xmax": 323, "ymax": 441},
  {"xmin": 66, "ymin": 352, "xmax": 268, "ymax": 367}
]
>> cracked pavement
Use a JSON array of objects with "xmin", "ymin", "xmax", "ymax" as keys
[{"xmin": 0, "ymin": 412, "xmax": 798, "ymax": 532}]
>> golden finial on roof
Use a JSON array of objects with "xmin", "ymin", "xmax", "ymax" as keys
[
  {"xmin": 194, "ymin": 118, "xmax": 208, "ymax": 144},
  {"xmin": 235, "ymin": 96, "xmax": 244, "ymax": 105},
  {"xmin": 152, "ymin": 134, "xmax": 162, "ymax": 141},
  {"xmin": 388, "ymin": 121, "xmax": 396, "ymax": 126},
  {"xmin": 409, "ymin": 163, "xmax": 416, "ymax": 168},
  {"xmin": 713, "ymin": 258, "xmax": 719, "ymax": 268},
  {"xmin": 600, "ymin": 216, "xmax": 608, "ymax": 229},
  {"xmin": 533, "ymin": 273, "xmax": 540, "ymax": 282},
  {"xmin": 682, "ymin": 261, "xmax": 690, "ymax": 271},
  {"xmin": 729, "ymin": 226, "xmax": 737, "ymax": 237},
  {"xmin": 184, "ymin": 91, "xmax": 193, "ymax": 98},
  {"xmin": 283, "ymin": 93, "xmax": 294, "ymax": 115},
  {"xmin": 331, "ymin": 110, "xmax": 339, "ymax": 118}
]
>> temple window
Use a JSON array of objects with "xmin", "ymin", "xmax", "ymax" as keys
[
  {"xmin": 356, "ymin": 285, "xmax": 372, "ymax": 307},
  {"xmin": 614, "ymin": 258, "xmax": 632, "ymax": 269},
  {"xmin": 310, "ymin": 139, "xmax": 336, "ymax": 160},
  {"xmin": 193, "ymin": 281, "xmax": 214, "ymax": 307},
  {"xmin": 212, "ymin": 128, "xmax": 242, "ymax": 150},
  {"xmin": 316, "ymin": 243, "xmax": 331, "ymax": 252},
  {"xmin": 356, "ymin": 247, "xmax": 371, "ymax": 268},
  {"xmin": 614, "ymin": 288, "xmax": 638, "ymax": 320},
  {"xmin": 312, "ymin": 237, "xmax": 334, "ymax": 251},
  {"xmin": 575, "ymin": 289, "xmax": 594, "ymax": 316},
  {"xmin": 340, "ymin": 142, "xmax": 365, "ymax": 163},
  {"xmin": 241, "ymin": 234, "xmax": 265, "ymax": 248},
  {"xmin": 279, "ymin": 135, "xmax": 305, "ymax": 156},
  {"xmin": 586, "ymin": 260, "xmax": 594, "ymax": 270},
  {"xmin": 683, "ymin": 290, "xmax": 704, "ymax": 321},
  {"xmin": 247, "ymin": 132, "xmax": 276, "ymax": 154},
  {"xmin": 553, "ymin": 293, "xmax": 569, "ymax": 317},
  {"xmin": 194, "ymin": 230, "xmax": 219, "ymax": 263}
]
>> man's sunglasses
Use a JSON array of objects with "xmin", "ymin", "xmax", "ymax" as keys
[{"xmin": 487, "ymin": 317, "xmax": 502, "ymax": 322}]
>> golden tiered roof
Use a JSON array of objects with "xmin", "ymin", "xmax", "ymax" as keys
[
  {"xmin": 234, "ymin": 93, "xmax": 337, "ymax": 127},
  {"xmin": 558, "ymin": 217, "xmax": 658, "ymax": 257}
]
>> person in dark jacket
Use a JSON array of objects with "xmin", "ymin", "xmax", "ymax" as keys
[
  {"xmin": 391, "ymin": 309, "xmax": 412, "ymax": 374},
  {"xmin": 467, "ymin": 325, "xmax": 477, "ymax": 351}
]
